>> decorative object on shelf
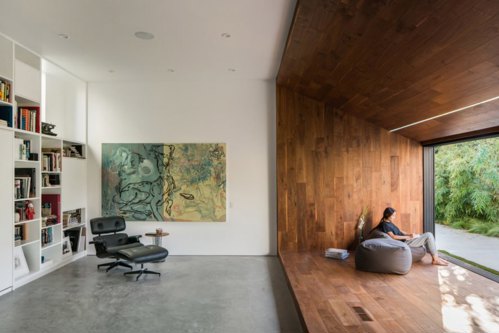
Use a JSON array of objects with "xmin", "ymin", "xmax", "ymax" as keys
[
  {"xmin": 350, "ymin": 206, "xmax": 370, "ymax": 251},
  {"xmin": 102, "ymin": 143, "xmax": 226, "ymax": 222},
  {"xmin": 13, "ymin": 247, "xmax": 30, "ymax": 279},
  {"xmin": 63, "ymin": 209, "xmax": 81, "ymax": 229},
  {"xmin": 63, "ymin": 144, "xmax": 84, "ymax": 158},
  {"xmin": 62, "ymin": 236, "xmax": 72, "ymax": 256},
  {"xmin": 41, "ymin": 122, "xmax": 57, "ymax": 136},
  {"xmin": 25, "ymin": 200, "xmax": 35, "ymax": 220}
]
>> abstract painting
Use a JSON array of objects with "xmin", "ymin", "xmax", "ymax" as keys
[{"xmin": 102, "ymin": 143, "xmax": 226, "ymax": 222}]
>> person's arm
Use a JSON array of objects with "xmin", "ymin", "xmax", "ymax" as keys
[
  {"xmin": 386, "ymin": 231, "xmax": 413, "ymax": 241},
  {"xmin": 400, "ymin": 228, "xmax": 421, "ymax": 237}
]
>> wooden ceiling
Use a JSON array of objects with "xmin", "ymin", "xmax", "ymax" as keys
[{"xmin": 277, "ymin": 0, "xmax": 499, "ymax": 142}]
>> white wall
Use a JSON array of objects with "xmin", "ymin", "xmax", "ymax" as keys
[
  {"xmin": 87, "ymin": 80, "xmax": 276, "ymax": 255},
  {"xmin": 43, "ymin": 60, "xmax": 87, "ymax": 143}
]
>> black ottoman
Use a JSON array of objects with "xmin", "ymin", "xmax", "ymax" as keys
[{"xmin": 118, "ymin": 245, "xmax": 169, "ymax": 281}]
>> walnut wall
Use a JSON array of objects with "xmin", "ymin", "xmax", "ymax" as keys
[{"xmin": 277, "ymin": 87, "xmax": 423, "ymax": 252}]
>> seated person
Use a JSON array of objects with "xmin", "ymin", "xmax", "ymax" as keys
[{"xmin": 375, "ymin": 207, "xmax": 448, "ymax": 266}]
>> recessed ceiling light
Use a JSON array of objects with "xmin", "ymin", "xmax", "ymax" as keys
[
  {"xmin": 228, "ymin": 68, "xmax": 236, "ymax": 72},
  {"xmin": 167, "ymin": 68, "xmax": 175, "ymax": 73},
  {"xmin": 221, "ymin": 32, "xmax": 231, "ymax": 38},
  {"xmin": 57, "ymin": 33, "xmax": 70, "ymax": 40},
  {"xmin": 134, "ymin": 31, "xmax": 155, "ymax": 40}
]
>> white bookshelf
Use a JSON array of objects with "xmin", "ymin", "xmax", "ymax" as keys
[{"xmin": 0, "ymin": 37, "xmax": 87, "ymax": 292}]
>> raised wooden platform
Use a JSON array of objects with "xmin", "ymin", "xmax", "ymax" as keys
[{"xmin": 280, "ymin": 251, "xmax": 499, "ymax": 333}]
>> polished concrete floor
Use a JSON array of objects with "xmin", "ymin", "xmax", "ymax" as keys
[{"xmin": 0, "ymin": 256, "xmax": 303, "ymax": 333}]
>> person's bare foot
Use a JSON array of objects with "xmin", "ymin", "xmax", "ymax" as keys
[{"xmin": 432, "ymin": 258, "xmax": 449, "ymax": 266}]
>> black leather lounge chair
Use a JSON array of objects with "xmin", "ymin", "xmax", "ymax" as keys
[{"xmin": 89, "ymin": 216, "xmax": 143, "ymax": 272}]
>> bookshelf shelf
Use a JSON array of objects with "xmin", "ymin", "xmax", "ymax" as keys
[
  {"xmin": 63, "ymin": 222, "xmax": 86, "ymax": 231},
  {"xmin": 0, "ymin": 75, "xmax": 13, "ymax": 82},
  {"xmin": 0, "ymin": 100, "xmax": 12, "ymax": 107},
  {"xmin": 14, "ymin": 197, "xmax": 40, "ymax": 201},
  {"xmin": 41, "ymin": 241, "xmax": 61, "ymax": 250},
  {"xmin": 14, "ymin": 197, "xmax": 39, "ymax": 202},
  {"xmin": 15, "ymin": 160, "xmax": 39, "ymax": 165},
  {"xmin": 14, "ymin": 128, "xmax": 39, "ymax": 135},
  {"xmin": 14, "ymin": 218, "xmax": 39, "ymax": 226},
  {"xmin": 41, "ymin": 223, "xmax": 60, "ymax": 230},
  {"xmin": 41, "ymin": 171, "xmax": 61, "ymax": 174},
  {"xmin": 16, "ymin": 239, "xmax": 39, "ymax": 248},
  {"xmin": 42, "ymin": 186, "xmax": 61, "ymax": 189}
]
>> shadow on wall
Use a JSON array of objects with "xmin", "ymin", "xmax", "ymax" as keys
[{"xmin": 267, "ymin": 85, "xmax": 277, "ymax": 255}]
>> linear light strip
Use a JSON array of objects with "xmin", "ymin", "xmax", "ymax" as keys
[{"xmin": 389, "ymin": 95, "xmax": 499, "ymax": 132}]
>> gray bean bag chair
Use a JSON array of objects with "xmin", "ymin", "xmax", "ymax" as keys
[
  {"xmin": 368, "ymin": 229, "xmax": 426, "ymax": 262},
  {"xmin": 355, "ymin": 238, "xmax": 412, "ymax": 275}
]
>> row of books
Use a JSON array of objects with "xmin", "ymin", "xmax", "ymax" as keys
[
  {"xmin": 41, "ymin": 228, "xmax": 54, "ymax": 247},
  {"xmin": 14, "ymin": 168, "xmax": 36, "ymax": 199},
  {"xmin": 0, "ymin": 80, "xmax": 11, "ymax": 103},
  {"xmin": 15, "ymin": 177, "xmax": 32, "ymax": 199},
  {"xmin": 14, "ymin": 224, "xmax": 27, "ymax": 246},
  {"xmin": 15, "ymin": 138, "xmax": 34, "ymax": 160},
  {"xmin": 15, "ymin": 107, "xmax": 39, "ymax": 132},
  {"xmin": 42, "ymin": 150, "xmax": 62, "ymax": 172}
]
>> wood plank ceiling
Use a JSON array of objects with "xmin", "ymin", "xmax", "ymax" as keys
[{"xmin": 277, "ymin": 0, "xmax": 499, "ymax": 142}]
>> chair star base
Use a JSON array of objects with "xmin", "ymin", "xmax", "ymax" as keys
[
  {"xmin": 124, "ymin": 264, "xmax": 161, "ymax": 281},
  {"xmin": 98, "ymin": 260, "xmax": 133, "ymax": 272}
]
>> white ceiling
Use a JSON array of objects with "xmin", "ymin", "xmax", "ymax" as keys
[{"xmin": 0, "ymin": 0, "xmax": 296, "ymax": 82}]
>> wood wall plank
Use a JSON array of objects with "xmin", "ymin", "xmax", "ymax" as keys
[{"xmin": 277, "ymin": 87, "xmax": 423, "ymax": 252}]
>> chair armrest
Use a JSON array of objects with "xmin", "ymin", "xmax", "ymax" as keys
[
  {"xmin": 128, "ymin": 235, "xmax": 142, "ymax": 243},
  {"xmin": 89, "ymin": 239, "xmax": 105, "ymax": 245}
]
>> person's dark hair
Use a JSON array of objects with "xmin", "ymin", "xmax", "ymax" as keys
[
  {"xmin": 369, "ymin": 207, "xmax": 396, "ymax": 234},
  {"xmin": 380, "ymin": 207, "xmax": 396, "ymax": 223}
]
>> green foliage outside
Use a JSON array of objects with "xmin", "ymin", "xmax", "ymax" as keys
[{"xmin": 435, "ymin": 137, "xmax": 499, "ymax": 237}]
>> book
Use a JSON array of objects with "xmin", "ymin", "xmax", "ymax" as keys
[
  {"xmin": 324, "ymin": 248, "xmax": 349, "ymax": 260},
  {"xmin": 65, "ymin": 229, "xmax": 80, "ymax": 252},
  {"xmin": 42, "ymin": 149, "xmax": 62, "ymax": 172},
  {"xmin": 14, "ymin": 177, "xmax": 30, "ymax": 199},
  {"xmin": 78, "ymin": 227, "xmax": 86, "ymax": 252},
  {"xmin": 0, "ymin": 80, "xmax": 11, "ymax": 102},
  {"xmin": 16, "ymin": 107, "xmax": 40, "ymax": 132},
  {"xmin": 15, "ymin": 168, "xmax": 36, "ymax": 198},
  {"xmin": 14, "ymin": 138, "xmax": 24, "ymax": 160}
]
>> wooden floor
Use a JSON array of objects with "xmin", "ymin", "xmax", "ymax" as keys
[{"xmin": 280, "ymin": 251, "xmax": 499, "ymax": 333}]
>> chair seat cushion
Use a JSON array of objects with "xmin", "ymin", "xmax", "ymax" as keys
[
  {"xmin": 355, "ymin": 238, "xmax": 412, "ymax": 275},
  {"xmin": 118, "ymin": 245, "xmax": 169, "ymax": 263},
  {"xmin": 106, "ymin": 242, "xmax": 143, "ymax": 254}
]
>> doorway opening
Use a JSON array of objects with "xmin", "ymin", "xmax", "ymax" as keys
[{"xmin": 425, "ymin": 135, "xmax": 499, "ymax": 281}]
